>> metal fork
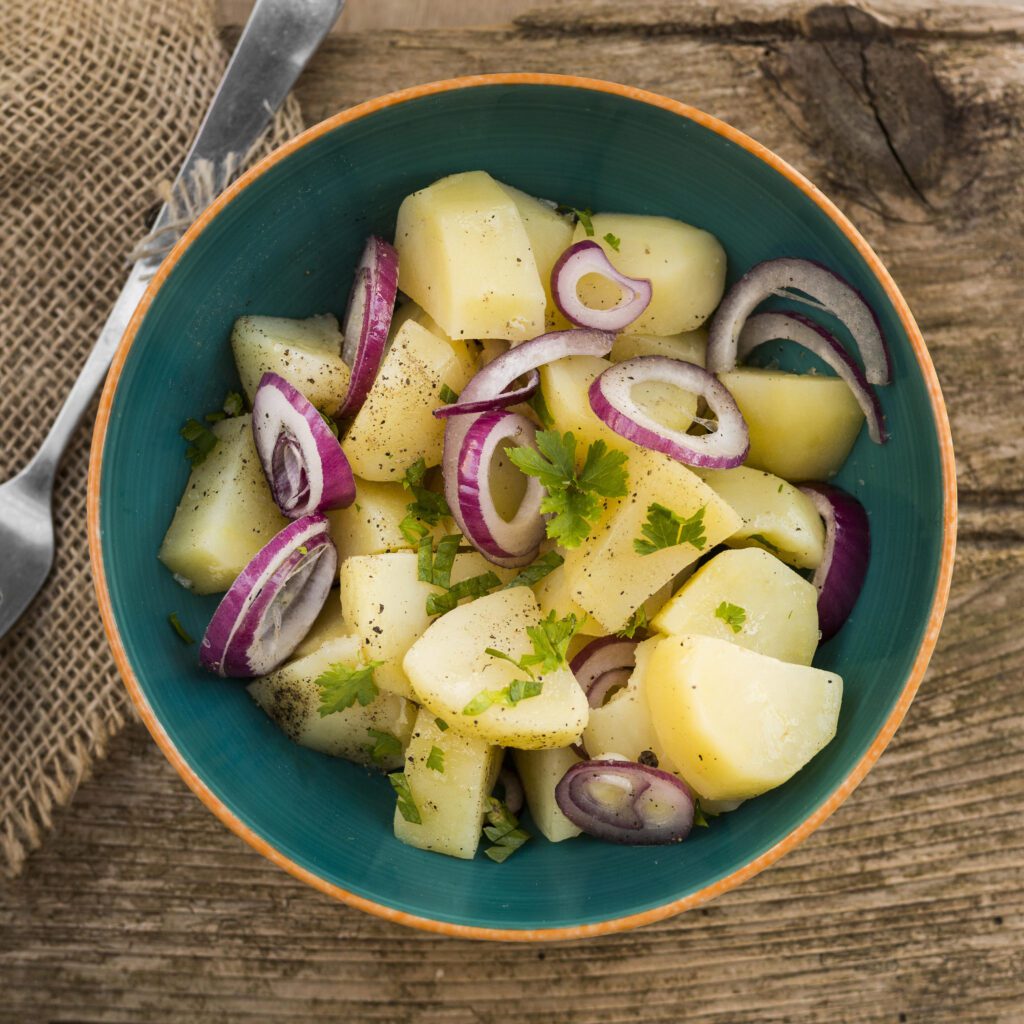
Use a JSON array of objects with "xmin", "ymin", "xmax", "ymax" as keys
[{"xmin": 0, "ymin": 0, "xmax": 344, "ymax": 640}]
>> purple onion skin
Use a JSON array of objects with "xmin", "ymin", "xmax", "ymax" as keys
[
  {"xmin": 551, "ymin": 240, "xmax": 653, "ymax": 332},
  {"xmin": 569, "ymin": 635, "xmax": 639, "ymax": 708},
  {"xmin": 555, "ymin": 759, "xmax": 695, "ymax": 845},
  {"xmin": 433, "ymin": 370, "xmax": 540, "ymax": 419},
  {"xmin": 800, "ymin": 483, "xmax": 871, "ymax": 642},
  {"xmin": 495, "ymin": 767, "xmax": 525, "ymax": 817}
]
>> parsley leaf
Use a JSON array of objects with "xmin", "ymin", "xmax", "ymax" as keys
[
  {"xmin": 603, "ymin": 232, "xmax": 621, "ymax": 252},
  {"xmin": 501, "ymin": 550, "xmax": 564, "ymax": 590},
  {"xmin": 418, "ymin": 533, "xmax": 461, "ymax": 588},
  {"xmin": 425, "ymin": 571, "xmax": 502, "ymax": 616},
  {"xmin": 618, "ymin": 605, "xmax": 648, "ymax": 640},
  {"xmin": 483, "ymin": 796, "xmax": 531, "ymax": 862},
  {"xmin": 693, "ymin": 799, "xmax": 711, "ymax": 828},
  {"xmin": 204, "ymin": 390, "xmax": 245, "ymax": 423},
  {"xmin": 747, "ymin": 532, "xmax": 781, "ymax": 555},
  {"xmin": 507, "ymin": 678, "xmax": 544, "ymax": 704},
  {"xmin": 426, "ymin": 745, "xmax": 445, "ymax": 773},
  {"xmin": 633, "ymin": 503, "xmax": 707, "ymax": 556},
  {"xmin": 367, "ymin": 728, "xmax": 402, "ymax": 765},
  {"xmin": 507, "ymin": 431, "xmax": 628, "ymax": 549},
  {"xmin": 399, "ymin": 458, "xmax": 451, "ymax": 542},
  {"xmin": 390, "ymin": 773, "xmax": 422, "ymax": 824},
  {"xmin": 168, "ymin": 612, "xmax": 193, "ymax": 645},
  {"xmin": 180, "ymin": 418, "xmax": 218, "ymax": 467},
  {"xmin": 439, "ymin": 383, "xmax": 460, "ymax": 405},
  {"xmin": 715, "ymin": 601, "xmax": 746, "ymax": 634},
  {"xmin": 528, "ymin": 388, "xmax": 554, "ymax": 429},
  {"xmin": 434, "ymin": 717, "xmax": 449, "ymax": 732},
  {"xmin": 316, "ymin": 661, "xmax": 382, "ymax": 717}
]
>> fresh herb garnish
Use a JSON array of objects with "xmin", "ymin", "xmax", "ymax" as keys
[
  {"xmin": 318, "ymin": 408, "xmax": 340, "ymax": 437},
  {"xmin": 633, "ymin": 503, "xmax": 707, "ymax": 556},
  {"xmin": 434, "ymin": 717, "xmax": 449, "ymax": 732},
  {"xmin": 168, "ymin": 612, "xmax": 193, "ymax": 645},
  {"xmin": 507, "ymin": 431, "xmax": 628, "ymax": 548},
  {"xmin": 747, "ymin": 532, "xmax": 780, "ymax": 554},
  {"xmin": 180, "ymin": 418, "xmax": 219, "ymax": 467},
  {"xmin": 367, "ymin": 728, "xmax": 402, "ymax": 765},
  {"xmin": 203, "ymin": 390, "xmax": 245, "ymax": 423},
  {"xmin": 439, "ymin": 383, "xmax": 460, "ymax": 405},
  {"xmin": 424, "ymin": 548, "xmax": 560, "ymax": 618},
  {"xmin": 603, "ymin": 232, "xmax": 621, "ymax": 252},
  {"xmin": 426, "ymin": 745, "xmax": 445, "ymax": 773},
  {"xmin": 501, "ymin": 550, "xmax": 565, "ymax": 590},
  {"xmin": 527, "ymin": 388, "xmax": 554, "ymax": 429},
  {"xmin": 715, "ymin": 601, "xmax": 746, "ymax": 633},
  {"xmin": 315, "ymin": 661, "xmax": 382, "ymax": 716},
  {"xmin": 390, "ymin": 772, "xmax": 422, "ymax": 824},
  {"xmin": 399, "ymin": 458, "xmax": 451, "ymax": 542},
  {"xmin": 693, "ymin": 799, "xmax": 711, "ymax": 828},
  {"xmin": 618, "ymin": 605, "xmax": 648, "ymax": 639},
  {"xmin": 557, "ymin": 206, "xmax": 594, "ymax": 236},
  {"xmin": 425, "ymin": 571, "xmax": 502, "ymax": 616},
  {"xmin": 417, "ymin": 533, "xmax": 461, "ymax": 588},
  {"xmin": 483, "ymin": 796, "xmax": 531, "ymax": 862}
]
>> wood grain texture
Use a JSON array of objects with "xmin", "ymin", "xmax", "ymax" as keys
[{"xmin": 3, "ymin": 1, "xmax": 1023, "ymax": 1020}]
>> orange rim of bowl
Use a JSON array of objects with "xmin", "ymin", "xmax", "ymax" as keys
[{"xmin": 87, "ymin": 73, "xmax": 957, "ymax": 942}]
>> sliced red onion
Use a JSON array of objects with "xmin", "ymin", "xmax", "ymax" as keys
[
  {"xmin": 200, "ymin": 514, "xmax": 337, "ymax": 678},
  {"xmin": 555, "ymin": 759, "xmax": 694, "ymax": 845},
  {"xmin": 456, "ymin": 411, "xmax": 546, "ymax": 567},
  {"xmin": 589, "ymin": 356, "xmax": 749, "ymax": 469},
  {"xmin": 496, "ymin": 767, "xmax": 524, "ymax": 817},
  {"xmin": 551, "ymin": 240, "xmax": 653, "ymax": 331},
  {"xmin": 738, "ymin": 312, "xmax": 887, "ymax": 444},
  {"xmin": 252, "ymin": 372, "xmax": 356, "ymax": 517},
  {"xmin": 442, "ymin": 329, "xmax": 614, "ymax": 561},
  {"xmin": 337, "ymin": 236, "xmax": 399, "ymax": 419},
  {"xmin": 570, "ymin": 636, "xmax": 638, "ymax": 709},
  {"xmin": 432, "ymin": 370, "xmax": 539, "ymax": 419},
  {"xmin": 706, "ymin": 258, "xmax": 891, "ymax": 386},
  {"xmin": 799, "ymin": 483, "xmax": 870, "ymax": 642}
]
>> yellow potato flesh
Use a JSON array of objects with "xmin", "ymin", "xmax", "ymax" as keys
[
  {"xmin": 610, "ymin": 328, "xmax": 707, "ymax": 366},
  {"xmin": 646, "ymin": 634, "xmax": 842, "ymax": 800},
  {"xmin": 513, "ymin": 747, "xmax": 582, "ymax": 842}
]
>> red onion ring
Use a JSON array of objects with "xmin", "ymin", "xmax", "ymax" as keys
[
  {"xmin": 555, "ymin": 759, "xmax": 694, "ymax": 845},
  {"xmin": 337, "ymin": 236, "xmax": 399, "ymax": 419},
  {"xmin": 588, "ymin": 356, "xmax": 750, "ymax": 469},
  {"xmin": 456, "ymin": 411, "xmax": 546, "ymax": 567},
  {"xmin": 442, "ymin": 329, "xmax": 614, "ymax": 561},
  {"xmin": 252, "ymin": 372, "xmax": 356, "ymax": 517},
  {"xmin": 706, "ymin": 258, "xmax": 891, "ymax": 386},
  {"xmin": 738, "ymin": 312, "xmax": 887, "ymax": 444},
  {"xmin": 569, "ymin": 636, "xmax": 639, "ymax": 708},
  {"xmin": 798, "ymin": 483, "xmax": 871, "ymax": 642},
  {"xmin": 551, "ymin": 240, "xmax": 653, "ymax": 332},
  {"xmin": 432, "ymin": 370, "xmax": 540, "ymax": 419},
  {"xmin": 200, "ymin": 514, "xmax": 337, "ymax": 678}
]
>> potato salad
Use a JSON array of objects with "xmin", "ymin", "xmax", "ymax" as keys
[{"xmin": 160, "ymin": 170, "xmax": 887, "ymax": 859}]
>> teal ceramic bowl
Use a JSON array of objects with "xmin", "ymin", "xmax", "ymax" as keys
[{"xmin": 90, "ymin": 75, "xmax": 956, "ymax": 940}]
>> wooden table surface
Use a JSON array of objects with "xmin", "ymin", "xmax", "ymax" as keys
[{"xmin": 4, "ymin": 1, "xmax": 1024, "ymax": 1020}]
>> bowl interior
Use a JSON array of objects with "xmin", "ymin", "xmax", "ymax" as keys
[{"xmin": 97, "ymin": 81, "xmax": 947, "ymax": 933}]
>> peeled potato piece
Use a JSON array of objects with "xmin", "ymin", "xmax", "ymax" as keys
[
  {"xmin": 513, "ymin": 747, "xmax": 583, "ymax": 842},
  {"xmin": 646, "ymin": 634, "xmax": 843, "ymax": 801},
  {"xmin": 610, "ymin": 328, "xmax": 707, "ymax": 366}
]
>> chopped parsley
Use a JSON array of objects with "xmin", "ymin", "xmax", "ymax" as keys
[
  {"xmin": 426, "ymin": 745, "xmax": 445, "ymax": 773},
  {"xmin": 425, "ymin": 570, "xmax": 502, "ymax": 616},
  {"xmin": 633, "ymin": 503, "xmax": 707, "ymax": 556},
  {"xmin": 715, "ymin": 601, "xmax": 746, "ymax": 634},
  {"xmin": 618, "ymin": 605, "xmax": 648, "ymax": 639},
  {"xmin": 747, "ymin": 532, "xmax": 780, "ymax": 554},
  {"xmin": 399, "ymin": 458, "xmax": 451, "ymax": 542},
  {"xmin": 439, "ymin": 383, "xmax": 460, "ymax": 405},
  {"xmin": 501, "ymin": 550, "xmax": 565, "ymax": 590},
  {"xmin": 167, "ymin": 612, "xmax": 193, "ymax": 645},
  {"xmin": 318, "ymin": 408, "xmax": 340, "ymax": 437},
  {"xmin": 693, "ymin": 799, "xmax": 711, "ymax": 828},
  {"xmin": 417, "ymin": 533, "xmax": 461, "ymax": 588},
  {"xmin": 557, "ymin": 205, "xmax": 595, "ymax": 236},
  {"xmin": 507, "ymin": 430, "xmax": 628, "ymax": 548},
  {"xmin": 180, "ymin": 418, "xmax": 218, "ymax": 467},
  {"xmin": 527, "ymin": 388, "xmax": 554, "ymax": 429},
  {"xmin": 389, "ymin": 772, "xmax": 421, "ymax": 824},
  {"xmin": 483, "ymin": 796, "xmax": 531, "ymax": 862},
  {"xmin": 203, "ymin": 390, "xmax": 245, "ymax": 423},
  {"xmin": 434, "ymin": 717, "xmax": 449, "ymax": 732},
  {"xmin": 603, "ymin": 232, "xmax": 621, "ymax": 252},
  {"xmin": 367, "ymin": 728, "xmax": 402, "ymax": 765},
  {"xmin": 315, "ymin": 661, "xmax": 382, "ymax": 716}
]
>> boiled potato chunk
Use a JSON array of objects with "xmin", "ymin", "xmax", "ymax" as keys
[
  {"xmin": 394, "ymin": 709, "xmax": 502, "ymax": 859},
  {"xmin": 394, "ymin": 170, "xmax": 546, "ymax": 342},
  {"xmin": 326, "ymin": 478, "xmax": 448, "ymax": 560},
  {"xmin": 533, "ymin": 563, "xmax": 594, "ymax": 630},
  {"xmin": 342, "ymin": 320, "xmax": 472, "ymax": 480},
  {"xmin": 158, "ymin": 415, "xmax": 288, "ymax": 594},
  {"xmin": 651, "ymin": 548, "xmax": 819, "ymax": 665},
  {"xmin": 389, "ymin": 300, "xmax": 477, "ymax": 379},
  {"xmin": 694, "ymin": 466, "xmax": 825, "ymax": 569},
  {"xmin": 247, "ymin": 637, "xmax": 415, "ymax": 770},
  {"xmin": 610, "ymin": 328, "xmax": 707, "ymax": 366},
  {"xmin": 291, "ymin": 595, "xmax": 350, "ymax": 660},
  {"xmin": 339, "ymin": 551, "xmax": 512, "ymax": 700},
  {"xmin": 540, "ymin": 355, "xmax": 697, "ymax": 454},
  {"xmin": 565, "ymin": 448, "xmax": 742, "ymax": 633},
  {"xmin": 403, "ymin": 588, "xmax": 589, "ymax": 749},
  {"xmin": 582, "ymin": 637, "xmax": 680, "ymax": 773},
  {"xmin": 646, "ymin": 635, "xmax": 843, "ymax": 800},
  {"xmin": 513, "ymin": 747, "xmax": 582, "ymax": 842},
  {"xmin": 231, "ymin": 314, "xmax": 350, "ymax": 415},
  {"xmin": 571, "ymin": 214, "xmax": 726, "ymax": 334},
  {"xmin": 719, "ymin": 368, "xmax": 864, "ymax": 481},
  {"xmin": 498, "ymin": 183, "xmax": 574, "ymax": 331}
]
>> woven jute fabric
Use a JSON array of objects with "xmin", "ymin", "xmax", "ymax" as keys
[{"xmin": 0, "ymin": 0, "xmax": 305, "ymax": 876}]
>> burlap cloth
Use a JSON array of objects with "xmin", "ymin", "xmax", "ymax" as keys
[{"xmin": 0, "ymin": 0, "xmax": 305, "ymax": 876}]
